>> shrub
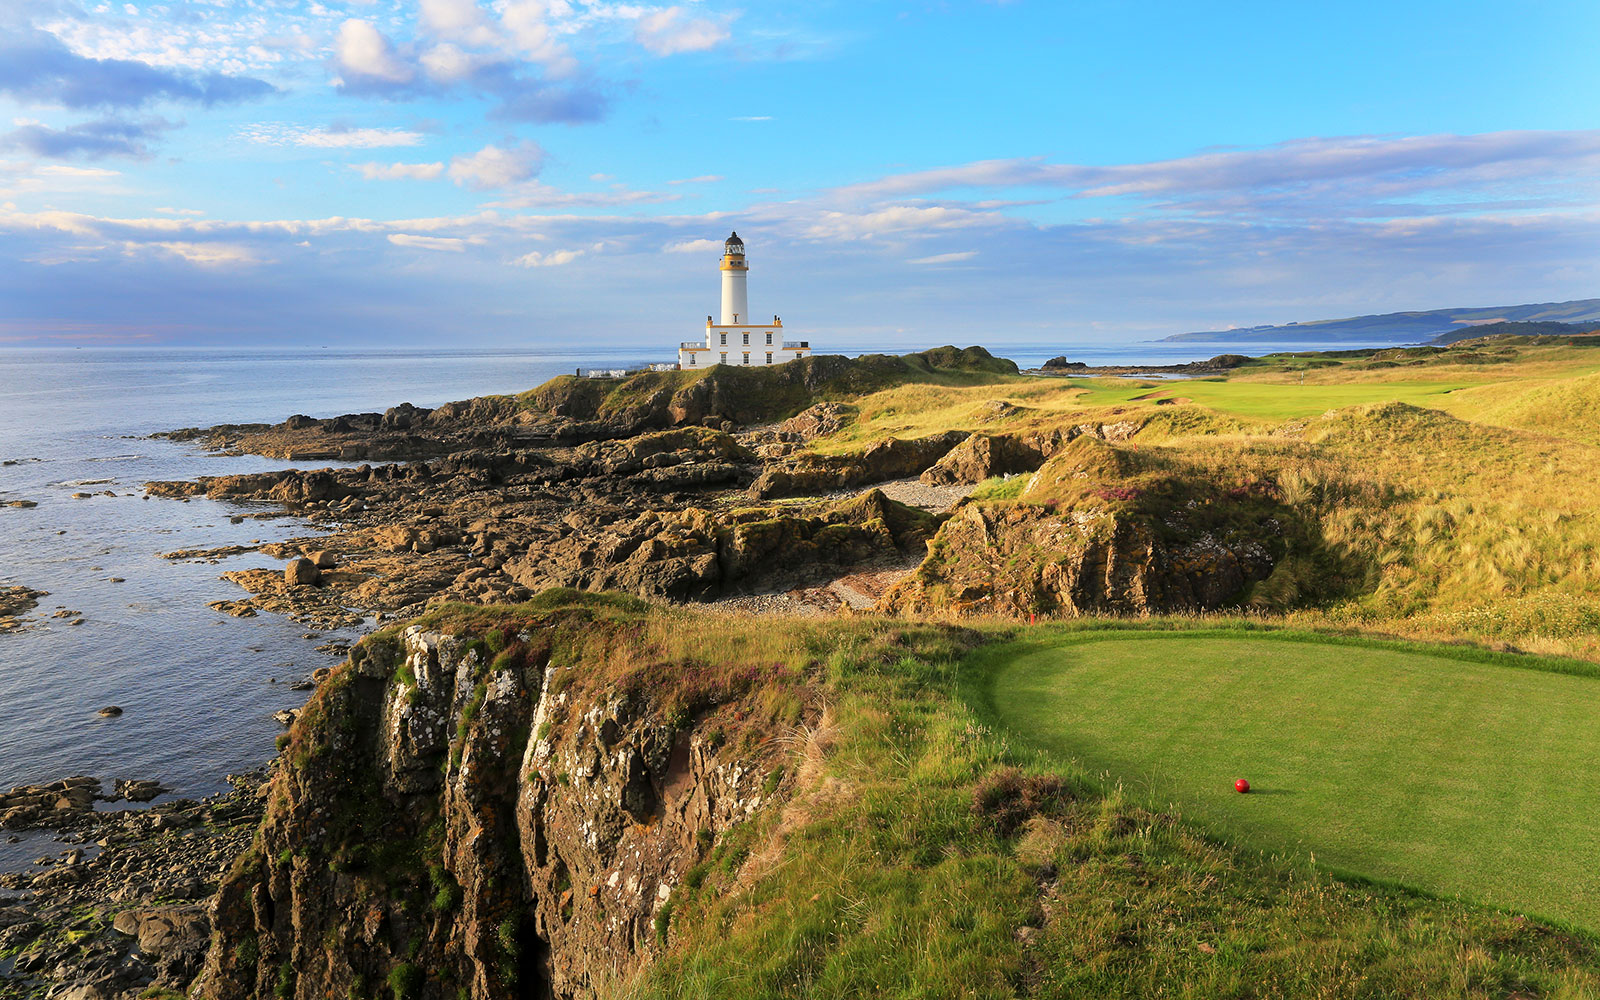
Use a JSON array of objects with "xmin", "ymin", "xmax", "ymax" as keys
[
  {"xmin": 274, "ymin": 961, "xmax": 295, "ymax": 999},
  {"xmin": 388, "ymin": 962, "xmax": 421, "ymax": 1000},
  {"xmin": 971, "ymin": 767, "xmax": 1072, "ymax": 836}
]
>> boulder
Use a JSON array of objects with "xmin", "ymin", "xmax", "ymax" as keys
[
  {"xmin": 308, "ymin": 549, "xmax": 338, "ymax": 569},
  {"xmin": 920, "ymin": 433, "xmax": 1047, "ymax": 486},
  {"xmin": 114, "ymin": 778, "xmax": 167, "ymax": 802},
  {"xmin": 112, "ymin": 904, "xmax": 210, "ymax": 956},
  {"xmin": 97, "ymin": 706, "xmax": 123, "ymax": 717},
  {"xmin": 285, "ymin": 558, "xmax": 320, "ymax": 587},
  {"xmin": 749, "ymin": 431, "xmax": 967, "ymax": 499},
  {"xmin": 777, "ymin": 401, "xmax": 852, "ymax": 442}
]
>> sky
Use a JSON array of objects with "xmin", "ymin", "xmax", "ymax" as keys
[{"xmin": 1, "ymin": 0, "xmax": 1598, "ymax": 350}]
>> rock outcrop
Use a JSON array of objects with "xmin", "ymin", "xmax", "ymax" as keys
[
  {"xmin": 503, "ymin": 489, "xmax": 940, "ymax": 601},
  {"xmin": 748, "ymin": 431, "xmax": 968, "ymax": 499},
  {"xmin": 0, "ymin": 775, "xmax": 100, "ymax": 829},
  {"xmin": 881, "ymin": 437, "xmax": 1327, "ymax": 618},
  {"xmin": 0, "ymin": 583, "xmax": 48, "ymax": 633},
  {"xmin": 919, "ymin": 432, "xmax": 1048, "ymax": 486},
  {"xmin": 195, "ymin": 599, "xmax": 806, "ymax": 999}
]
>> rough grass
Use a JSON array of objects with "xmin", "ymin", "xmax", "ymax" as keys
[
  {"xmin": 1434, "ymin": 371, "xmax": 1600, "ymax": 446},
  {"xmin": 613, "ymin": 617, "xmax": 1600, "ymax": 1000},
  {"xmin": 1066, "ymin": 376, "xmax": 1484, "ymax": 419},
  {"xmin": 981, "ymin": 629, "xmax": 1600, "ymax": 930},
  {"xmin": 792, "ymin": 348, "xmax": 1600, "ymax": 659}
]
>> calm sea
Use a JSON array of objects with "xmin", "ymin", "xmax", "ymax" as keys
[{"xmin": 0, "ymin": 338, "xmax": 1391, "ymax": 868}]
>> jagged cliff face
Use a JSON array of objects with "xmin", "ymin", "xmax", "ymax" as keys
[{"xmin": 197, "ymin": 602, "xmax": 800, "ymax": 999}]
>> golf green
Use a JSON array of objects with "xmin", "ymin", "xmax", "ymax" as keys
[{"xmin": 984, "ymin": 633, "xmax": 1600, "ymax": 929}]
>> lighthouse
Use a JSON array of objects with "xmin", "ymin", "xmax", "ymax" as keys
[
  {"xmin": 720, "ymin": 231, "xmax": 749, "ymax": 324},
  {"xmin": 678, "ymin": 232, "xmax": 811, "ymax": 368}
]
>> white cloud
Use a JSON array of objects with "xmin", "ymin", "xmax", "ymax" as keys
[
  {"xmin": 486, "ymin": 179, "xmax": 676, "ymax": 208},
  {"xmin": 804, "ymin": 205, "xmax": 1000, "ymax": 241},
  {"xmin": 909, "ymin": 251, "xmax": 978, "ymax": 265},
  {"xmin": 419, "ymin": 42, "xmax": 485, "ymax": 83},
  {"xmin": 668, "ymin": 174, "xmax": 724, "ymax": 185},
  {"xmin": 335, "ymin": 20, "xmax": 414, "ymax": 84},
  {"xmin": 142, "ymin": 241, "xmax": 262, "ymax": 266},
  {"xmin": 241, "ymin": 124, "xmax": 427, "ymax": 148},
  {"xmin": 499, "ymin": 0, "xmax": 577, "ymax": 74},
  {"xmin": 828, "ymin": 131, "xmax": 1600, "ymax": 222},
  {"xmin": 448, "ymin": 141, "xmax": 544, "ymax": 190},
  {"xmin": 154, "ymin": 206, "xmax": 205, "ymax": 216},
  {"xmin": 353, "ymin": 161, "xmax": 447, "ymax": 180},
  {"xmin": 388, "ymin": 233, "xmax": 469, "ymax": 251},
  {"xmin": 511, "ymin": 247, "xmax": 584, "ymax": 267},
  {"xmin": 664, "ymin": 238, "xmax": 722, "ymax": 254},
  {"xmin": 731, "ymin": 116, "xmax": 772, "ymax": 122},
  {"xmin": 419, "ymin": 0, "xmax": 499, "ymax": 46},
  {"xmin": 634, "ymin": 6, "xmax": 732, "ymax": 56},
  {"xmin": 40, "ymin": 165, "xmax": 121, "ymax": 179}
]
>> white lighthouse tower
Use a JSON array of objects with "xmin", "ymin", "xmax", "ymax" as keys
[
  {"xmin": 720, "ymin": 231, "xmax": 749, "ymax": 324},
  {"xmin": 678, "ymin": 232, "xmax": 811, "ymax": 368}
]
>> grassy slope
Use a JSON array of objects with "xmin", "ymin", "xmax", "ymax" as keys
[
  {"xmin": 982, "ymin": 630, "xmax": 1600, "ymax": 929},
  {"xmin": 515, "ymin": 347, "xmax": 1020, "ymax": 426},
  {"xmin": 792, "ymin": 338, "xmax": 1600, "ymax": 659},
  {"xmin": 625, "ymin": 615, "xmax": 1600, "ymax": 1000},
  {"xmin": 1067, "ymin": 377, "xmax": 1483, "ymax": 420},
  {"xmin": 1434, "ymin": 371, "xmax": 1600, "ymax": 446}
]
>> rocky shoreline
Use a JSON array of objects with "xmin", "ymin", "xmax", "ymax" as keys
[{"xmin": 0, "ymin": 774, "xmax": 265, "ymax": 999}]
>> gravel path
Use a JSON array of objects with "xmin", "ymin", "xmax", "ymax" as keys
[{"xmin": 822, "ymin": 476, "xmax": 975, "ymax": 513}]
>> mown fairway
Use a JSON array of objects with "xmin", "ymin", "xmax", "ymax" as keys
[{"xmin": 983, "ymin": 632, "xmax": 1600, "ymax": 929}]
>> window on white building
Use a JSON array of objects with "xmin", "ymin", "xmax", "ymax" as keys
[
  {"xmin": 720, "ymin": 352, "xmax": 727, "ymax": 364},
  {"xmin": 742, "ymin": 352, "xmax": 750, "ymax": 364},
  {"xmin": 688, "ymin": 355, "xmax": 696, "ymax": 365},
  {"xmin": 766, "ymin": 332, "xmax": 772, "ymax": 345},
  {"xmin": 719, "ymin": 332, "xmax": 726, "ymax": 345},
  {"xmin": 742, "ymin": 332, "xmax": 749, "ymax": 345},
  {"xmin": 766, "ymin": 352, "xmax": 773, "ymax": 364}
]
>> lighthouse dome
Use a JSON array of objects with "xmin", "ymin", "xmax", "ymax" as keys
[{"xmin": 724, "ymin": 231, "xmax": 744, "ymax": 252}]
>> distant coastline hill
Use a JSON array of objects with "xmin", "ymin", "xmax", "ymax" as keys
[{"xmin": 1160, "ymin": 298, "xmax": 1600, "ymax": 344}]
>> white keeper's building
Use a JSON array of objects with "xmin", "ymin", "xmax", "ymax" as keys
[{"xmin": 679, "ymin": 232, "xmax": 811, "ymax": 368}]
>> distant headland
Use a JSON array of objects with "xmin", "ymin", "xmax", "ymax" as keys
[{"xmin": 1161, "ymin": 297, "xmax": 1600, "ymax": 344}]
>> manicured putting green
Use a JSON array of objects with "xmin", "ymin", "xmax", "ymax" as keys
[{"xmin": 987, "ymin": 634, "xmax": 1600, "ymax": 928}]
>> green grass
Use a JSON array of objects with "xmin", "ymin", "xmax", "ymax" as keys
[
  {"xmin": 1067, "ymin": 376, "xmax": 1485, "ymax": 419},
  {"xmin": 981, "ymin": 630, "xmax": 1600, "ymax": 929}
]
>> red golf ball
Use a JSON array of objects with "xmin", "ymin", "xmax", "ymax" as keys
[{"xmin": 1235, "ymin": 778, "xmax": 1250, "ymax": 794}]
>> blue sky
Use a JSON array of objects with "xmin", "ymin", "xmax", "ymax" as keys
[{"xmin": 2, "ymin": 0, "xmax": 1597, "ymax": 349}]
